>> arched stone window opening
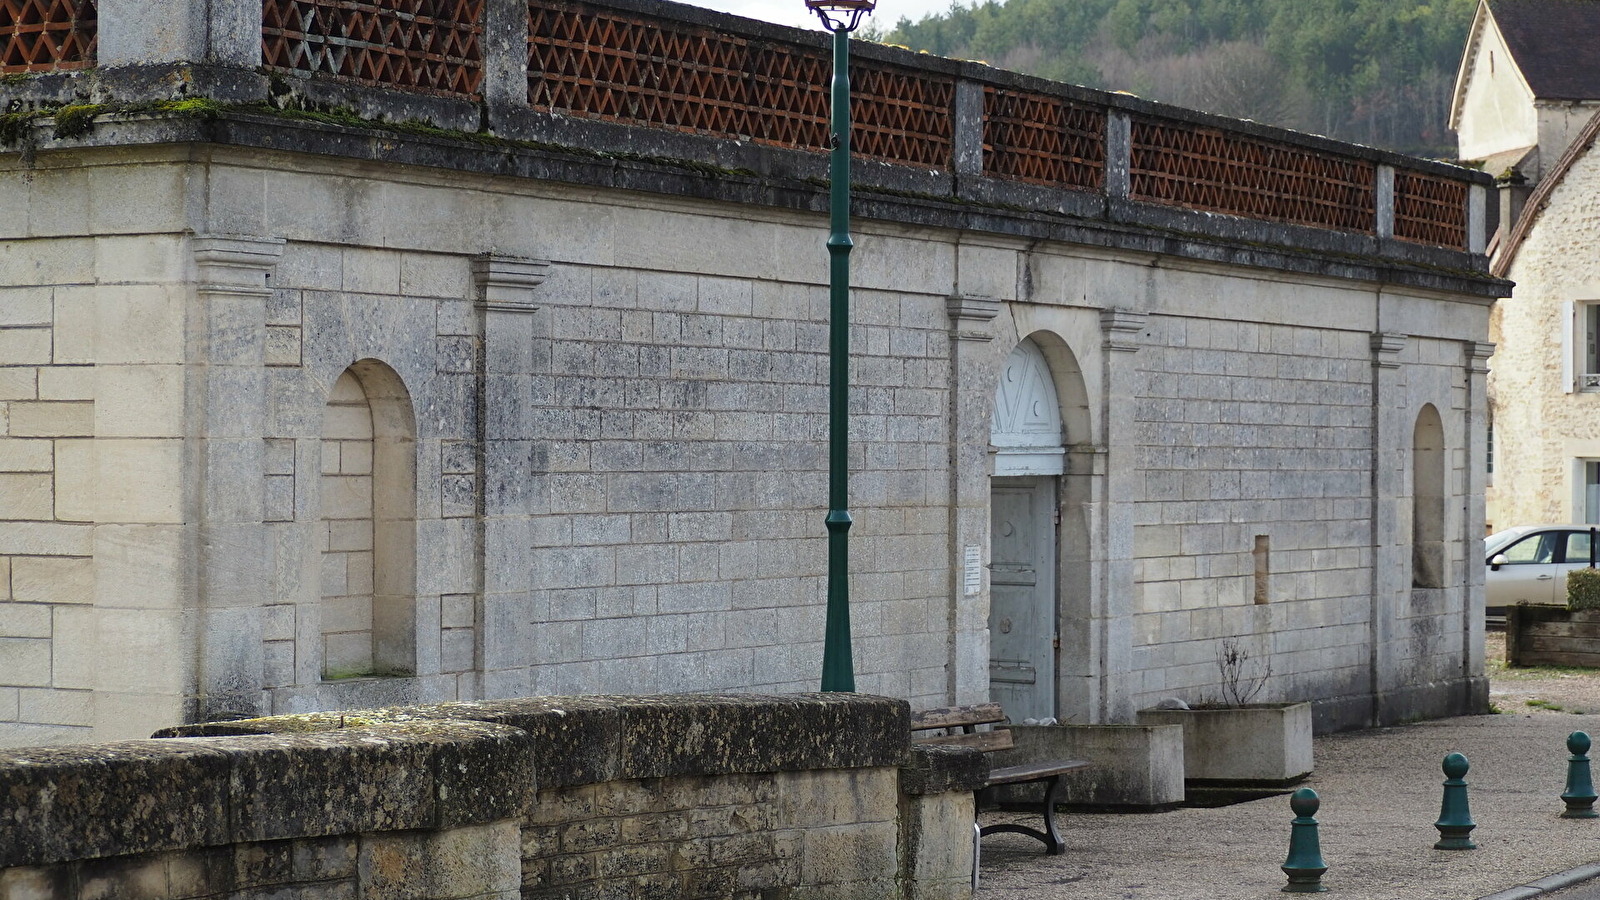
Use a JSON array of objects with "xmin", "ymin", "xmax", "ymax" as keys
[
  {"xmin": 320, "ymin": 360, "xmax": 418, "ymax": 678},
  {"xmin": 1413, "ymin": 404, "xmax": 1447, "ymax": 589}
]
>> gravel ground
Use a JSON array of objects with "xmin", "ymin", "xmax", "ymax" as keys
[
  {"xmin": 976, "ymin": 643, "xmax": 1600, "ymax": 900},
  {"xmin": 1487, "ymin": 631, "xmax": 1600, "ymax": 716}
]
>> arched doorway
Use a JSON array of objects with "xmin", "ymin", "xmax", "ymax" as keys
[{"xmin": 989, "ymin": 337, "xmax": 1070, "ymax": 720}]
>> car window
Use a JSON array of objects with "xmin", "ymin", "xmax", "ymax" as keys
[
  {"xmin": 1567, "ymin": 531, "xmax": 1597, "ymax": 565},
  {"xmin": 1487, "ymin": 528, "xmax": 1530, "ymax": 555},
  {"xmin": 1500, "ymin": 533, "xmax": 1556, "ymax": 564}
]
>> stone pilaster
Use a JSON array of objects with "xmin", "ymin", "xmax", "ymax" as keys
[
  {"xmin": 945, "ymin": 294, "xmax": 1000, "ymax": 706},
  {"xmin": 1094, "ymin": 308, "xmax": 1145, "ymax": 723},
  {"xmin": 190, "ymin": 235, "xmax": 285, "ymax": 722},
  {"xmin": 474, "ymin": 255, "xmax": 550, "ymax": 697},
  {"xmin": 98, "ymin": 0, "xmax": 261, "ymax": 68},
  {"xmin": 1461, "ymin": 341, "xmax": 1494, "ymax": 694},
  {"xmin": 1376, "ymin": 166, "xmax": 1396, "ymax": 241},
  {"xmin": 1369, "ymin": 331, "xmax": 1408, "ymax": 726}
]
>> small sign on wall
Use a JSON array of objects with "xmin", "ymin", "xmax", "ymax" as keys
[{"xmin": 964, "ymin": 545, "xmax": 982, "ymax": 596}]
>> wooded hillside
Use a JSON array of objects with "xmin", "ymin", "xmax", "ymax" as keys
[{"xmin": 875, "ymin": 0, "xmax": 1476, "ymax": 157}]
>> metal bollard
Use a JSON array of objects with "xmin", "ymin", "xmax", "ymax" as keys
[
  {"xmin": 1281, "ymin": 788, "xmax": 1329, "ymax": 893},
  {"xmin": 1433, "ymin": 752, "xmax": 1477, "ymax": 850},
  {"xmin": 1562, "ymin": 731, "xmax": 1598, "ymax": 818}
]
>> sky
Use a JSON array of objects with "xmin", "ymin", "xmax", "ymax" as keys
[{"xmin": 685, "ymin": 0, "xmax": 959, "ymax": 31}]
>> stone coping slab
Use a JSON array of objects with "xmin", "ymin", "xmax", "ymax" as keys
[
  {"xmin": 155, "ymin": 692, "xmax": 910, "ymax": 788},
  {"xmin": 0, "ymin": 721, "xmax": 531, "ymax": 868}
]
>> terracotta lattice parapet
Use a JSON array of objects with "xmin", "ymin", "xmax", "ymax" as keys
[
  {"xmin": 261, "ymin": 0, "xmax": 486, "ymax": 98},
  {"xmin": 1394, "ymin": 168, "xmax": 1470, "ymax": 250},
  {"xmin": 525, "ymin": 0, "xmax": 954, "ymax": 167},
  {"xmin": 0, "ymin": 0, "xmax": 96, "ymax": 73},
  {"xmin": 981, "ymin": 85, "xmax": 1105, "ymax": 191},
  {"xmin": 1128, "ymin": 115, "xmax": 1378, "ymax": 233}
]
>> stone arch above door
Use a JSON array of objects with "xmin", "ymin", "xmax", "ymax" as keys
[{"xmin": 991, "ymin": 337, "xmax": 1066, "ymax": 476}]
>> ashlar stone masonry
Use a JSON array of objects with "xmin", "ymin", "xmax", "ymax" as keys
[{"xmin": 0, "ymin": 0, "xmax": 1505, "ymax": 745}]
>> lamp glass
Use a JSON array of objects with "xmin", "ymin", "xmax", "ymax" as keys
[{"xmin": 805, "ymin": 0, "xmax": 874, "ymax": 31}]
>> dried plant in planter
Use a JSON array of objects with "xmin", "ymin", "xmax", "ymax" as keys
[{"xmin": 1217, "ymin": 636, "xmax": 1271, "ymax": 708}]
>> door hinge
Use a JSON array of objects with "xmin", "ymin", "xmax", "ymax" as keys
[{"xmin": 1052, "ymin": 635, "xmax": 1061, "ymax": 650}]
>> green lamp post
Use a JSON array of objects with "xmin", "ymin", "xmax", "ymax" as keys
[{"xmin": 806, "ymin": 0, "xmax": 874, "ymax": 692}]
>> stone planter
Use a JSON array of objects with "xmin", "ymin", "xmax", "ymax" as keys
[
  {"xmin": 1137, "ymin": 702, "xmax": 1313, "ymax": 785},
  {"xmin": 989, "ymin": 723, "xmax": 1186, "ymax": 811}
]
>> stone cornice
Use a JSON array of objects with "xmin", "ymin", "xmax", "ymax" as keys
[
  {"xmin": 1, "ymin": 111, "xmax": 1512, "ymax": 302},
  {"xmin": 1464, "ymin": 340, "xmax": 1495, "ymax": 374},
  {"xmin": 192, "ymin": 234, "xmax": 285, "ymax": 298},
  {"xmin": 1101, "ymin": 308, "xmax": 1148, "ymax": 352},
  {"xmin": 473, "ymin": 255, "xmax": 551, "ymax": 313},
  {"xmin": 1372, "ymin": 332, "xmax": 1408, "ymax": 368},
  {"xmin": 946, "ymin": 295, "xmax": 1001, "ymax": 342}
]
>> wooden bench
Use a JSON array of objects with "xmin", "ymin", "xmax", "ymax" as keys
[{"xmin": 910, "ymin": 702, "xmax": 1090, "ymax": 856}]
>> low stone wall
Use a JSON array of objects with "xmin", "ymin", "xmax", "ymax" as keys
[
  {"xmin": 0, "ymin": 694, "xmax": 978, "ymax": 900},
  {"xmin": 1507, "ymin": 605, "xmax": 1600, "ymax": 667}
]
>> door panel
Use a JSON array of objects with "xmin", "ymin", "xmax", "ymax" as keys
[{"xmin": 990, "ymin": 478, "xmax": 1056, "ymax": 721}]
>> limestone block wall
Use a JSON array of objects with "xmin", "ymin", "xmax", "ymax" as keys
[
  {"xmin": 1488, "ymin": 139, "xmax": 1600, "ymax": 528},
  {"xmin": 173, "ymin": 147, "xmax": 958, "ymax": 723},
  {"xmin": 0, "ymin": 150, "xmax": 199, "ymax": 744},
  {"xmin": 0, "ymin": 129, "xmax": 1499, "ymax": 745},
  {"xmin": 0, "ymin": 694, "xmax": 974, "ymax": 900},
  {"xmin": 1104, "ymin": 282, "xmax": 1482, "ymax": 727}
]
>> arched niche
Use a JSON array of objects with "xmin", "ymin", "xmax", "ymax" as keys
[
  {"xmin": 1413, "ymin": 403, "xmax": 1447, "ymax": 588},
  {"xmin": 319, "ymin": 358, "xmax": 419, "ymax": 679}
]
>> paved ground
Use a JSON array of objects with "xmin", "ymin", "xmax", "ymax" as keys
[{"xmin": 977, "ymin": 634, "xmax": 1600, "ymax": 900}]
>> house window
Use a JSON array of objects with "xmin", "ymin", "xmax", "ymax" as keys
[
  {"xmin": 1562, "ymin": 301, "xmax": 1600, "ymax": 391},
  {"xmin": 1585, "ymin": 461, "xmax": 1600, "ymax": 524}
]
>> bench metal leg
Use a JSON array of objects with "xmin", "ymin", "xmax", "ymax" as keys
[
  {"xmin": 977, "ymin": 775, "xmax": 1067, "ymax": 855},
  {"xmin": 972, "ymin": 820, "xmax": 981, "ymax": 891}
]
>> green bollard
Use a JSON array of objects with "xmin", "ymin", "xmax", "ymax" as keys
[
  {"xmin": 1281, "ymin": 788, "xmax": 1329, "ymax": 893},
  {"xmin": 1562, "ymin": 731, "xmax": 1598, "ymax": 818},
  {"xmin": 1434, "ymin": 752, "xmax": 1477, "ymax": 850}
]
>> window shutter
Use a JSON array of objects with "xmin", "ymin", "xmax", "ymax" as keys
[{"xmin": 1564, "ymin": 300, "xmax": 1576, "ymax": 393}]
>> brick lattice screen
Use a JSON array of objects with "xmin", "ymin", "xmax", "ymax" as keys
[
  {"xmin": 0, "ymin": 0, "xmax": 95, "ymax": 73},
  {"xmin": 1394, "ymin": 170, "xmax": 1468, "ymax": 249},
  {"xmin": 982, "ymin": 87, "xmax": 1105, "ymax": 191},
  {"xmin": 526, "ymin": 1, "xmax": 953, "ymax": 167},
  {"xmin": 1129, "ymin": 118, "xmax": 1377, "ymax": 234},
  {"xmin": 261, "ymin": 0, "xmax": 485, "ymax": 99}
]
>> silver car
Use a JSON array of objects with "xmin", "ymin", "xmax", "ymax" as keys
[{"xmin": 1485, "ymin": 524, "xmax": 1600, "ymax": 616}]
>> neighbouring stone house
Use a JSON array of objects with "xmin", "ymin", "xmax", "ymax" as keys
[
  {"xmin": 0, "ymin": 0, "xmax": 1503, "ymax": 747},
  {"xmin": 1451, "ymin": 0, "xmax": 1600, "ymax": 529}
]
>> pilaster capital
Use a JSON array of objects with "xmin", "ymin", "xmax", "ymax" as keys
[
  {"xmin": 473, "ymin": 255, "xmax": 551, "ymax": 313},
  {"xmin": 945, "ymin": 294, "xmax": 1001, "ymax": 342},
  {"xmin": 1464, "ymin": 340, "xmax": 1495, "ymax": 374},
  {"xmin": 192, "ymin": 234, "xmax": 285, "ymax": 297},
  {"xmin": 1372, "ymin": 332, "xmax": 1407, "ymax": 368},
  {"xmin": 1100, "ymin": 308, "xmax": 1147, "ymax": 352}
]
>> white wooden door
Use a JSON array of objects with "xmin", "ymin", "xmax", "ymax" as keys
[{"xmin": 989, "ymin": 477, "xmax": 1057, "ymax": 721}]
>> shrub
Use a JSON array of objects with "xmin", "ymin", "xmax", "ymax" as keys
[{"xmin": 1568, "ymin": 568, "xmax": 1600, "ymax": 610}]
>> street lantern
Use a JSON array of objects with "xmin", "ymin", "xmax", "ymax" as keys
[
  {"xmin": 807, "ymin": 0, "xmax": 873, "ymax": 693},
  {"xmin": 805, "ymin": 0, "xmax": 875, "ymax": 32}
]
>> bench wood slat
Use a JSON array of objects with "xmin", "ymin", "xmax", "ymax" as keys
[
  {"xmin": 913, "ymin": 729, "xmax": 1015, "ymax": 753},
  {"xmin": 987, "ymin": 759, "xmax": 1090, "ymax": 786},
  {"xmin": 910, "ymin": 703, "xmax": 1005, "ymax": 730}
]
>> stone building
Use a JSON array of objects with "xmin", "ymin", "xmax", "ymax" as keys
[
  {"xmin": 0, "ymin": 0, "xmax": 1503, "ymax": 746},
  {"xmin": 1451, "ymin": 0, "xmax": 1600, "ymax": 529}
]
